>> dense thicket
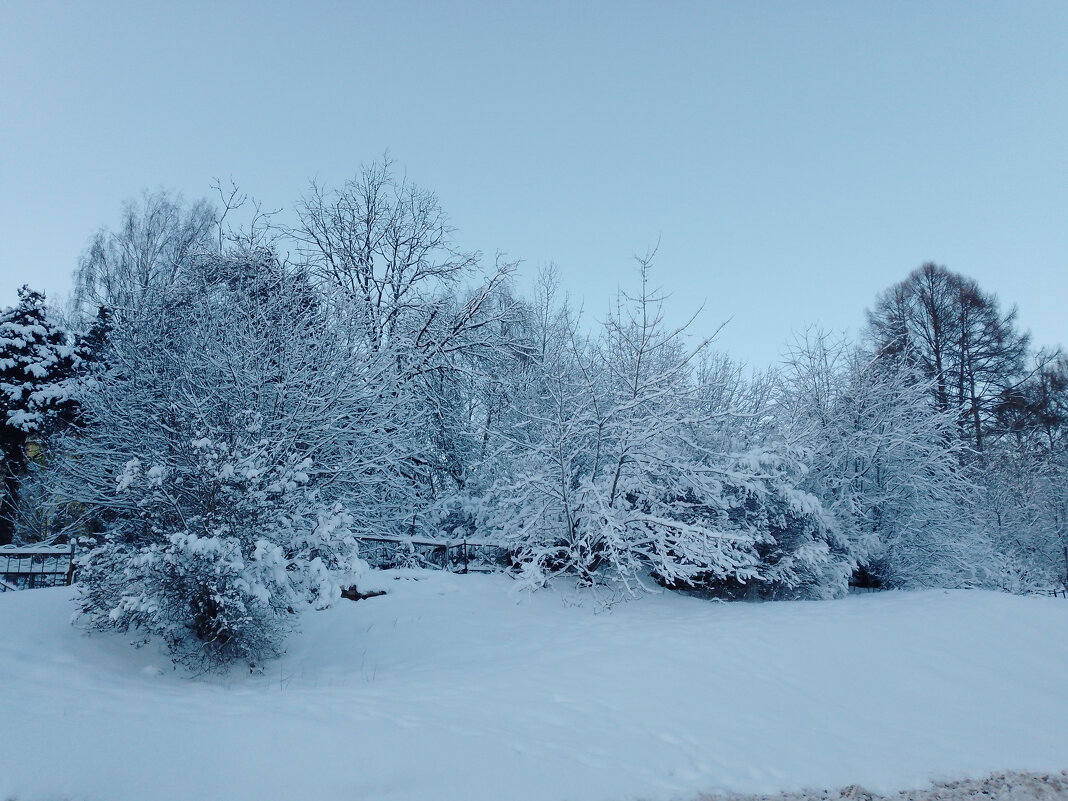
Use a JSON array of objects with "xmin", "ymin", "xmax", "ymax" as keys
[{"xmin": 4, "ymin": 163, "xmax": 1064, "ymax": 667}]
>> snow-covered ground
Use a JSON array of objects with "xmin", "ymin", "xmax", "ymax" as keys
[{"xmin": 1, "ymin": 571, "xmax": 1066, "ymax": 801}]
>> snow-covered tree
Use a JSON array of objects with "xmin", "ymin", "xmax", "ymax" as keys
[
  {"xmin": 775, "ymin": 329, "xmax": 994, "ymax": 589},
  {"xmin": 0, "ymin": 286, "xmax": 79, "ymax": 543},
  {"xmin": 981, "ymin": 354, "xmax": 1068, "ymax": 589},
  {"xmin": 48, "ymin": 248, "xmax": 418, "ymax": 668},
  {"xmin": 481, "ymin": 259, "xmax": 850, "ymax": 599},
  {"xmin": 293, "ymin": 158, "xmax": 515, "ymax": 523},
  {"xmin": 72, "ymin": 189, "xmax": 217, "ymax": 328}
]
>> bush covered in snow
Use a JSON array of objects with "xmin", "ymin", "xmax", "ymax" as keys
[
  {"xmin": 56, "ymin": 251, "xmax": 384, "ymax": 668},
  {"xmin": 77, "ymin": 438, "xmax": 364, "ymax": 668}
]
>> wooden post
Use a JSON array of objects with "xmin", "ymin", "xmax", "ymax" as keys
[
  {"xmin": 66, "ymin": 541, "xmax": 76, "ymax": 586},
  {"xmin": 1062, "ymin": 545, "xmax": 1067, "ymax": 593}
]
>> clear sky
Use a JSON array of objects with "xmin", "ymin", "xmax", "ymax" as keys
[{"xmin": 1, "ymin": 1, "xmax": 1064, "ymax": 365}]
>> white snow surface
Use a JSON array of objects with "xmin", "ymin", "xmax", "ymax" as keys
[{"xmin": 1, "ymin": 571, "xmax": 1066, "ymax": 801}]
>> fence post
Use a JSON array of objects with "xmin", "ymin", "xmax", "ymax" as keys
[
  {"xmin": 66, "ymin": 541, "xmax": 76, "ymax": 586},
  {"xmin": 1063, "ymin": 545, "xmax": 1067, "ymax": 592}
]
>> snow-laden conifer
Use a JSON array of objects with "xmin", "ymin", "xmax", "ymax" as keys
[{"xmin": 0, "ymin": 286, "xmax": 80, "ymax": 543}]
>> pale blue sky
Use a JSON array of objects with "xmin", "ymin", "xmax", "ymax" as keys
[{"xmin": 1, "ymin": 1, "xmax": 1064, "ymax": 365}]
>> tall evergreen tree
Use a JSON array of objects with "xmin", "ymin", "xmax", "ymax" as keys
[{"xmin": 0, "ymin": 287, "xmax": 79, "ymax": 543}]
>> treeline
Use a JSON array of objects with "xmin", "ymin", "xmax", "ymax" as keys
[{"xmin": 1, "ymin": 160, "xmax": 1064, "ymax": 668}]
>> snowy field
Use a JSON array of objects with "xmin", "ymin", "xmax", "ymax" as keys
[{"xmin": 1, "ymin": 572, "xmax": 1067, "ymax": 801}]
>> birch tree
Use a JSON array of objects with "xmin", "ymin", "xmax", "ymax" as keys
[{"xmin": 72, "ymin": 189, "xmax": 217, "ymax": 327}]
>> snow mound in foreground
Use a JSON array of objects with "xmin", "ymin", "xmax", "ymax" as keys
[{"xmin": 1, "ymin": 572, "xmax": 1066, "ymax": 801}]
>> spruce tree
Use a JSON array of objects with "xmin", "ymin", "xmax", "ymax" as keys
[{"xmin": 0, "ymin": 286, "xmax": 78, "ymax": 543}]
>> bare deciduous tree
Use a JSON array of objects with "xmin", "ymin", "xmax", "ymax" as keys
[
  {"xmin": 867, "ymin": 263, "xmax": 1030, "ymax": 455},
  {"xmin": 72, "ymin": 189, "xmax": 217, "ymax": 326}
]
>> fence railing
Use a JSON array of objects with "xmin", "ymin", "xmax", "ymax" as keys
[
  {"xmin": 0, "ymin": 536, "xmax": 503, "ymax": 592},
  {"xmin": 0, "ymin": 543, "xmax": 76, "ymax": 591},
  {"xmin": 355, "ymin": 535, "xmax": 510, "ymax": 573}
]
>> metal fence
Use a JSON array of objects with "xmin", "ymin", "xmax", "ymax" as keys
[
  {"xmin": 0, "ymin": 543, "xmax": 76, "ymax": 591},
  {"xmin": 355, "ymin": 535, "xmax": 510, "ymax": 573},
  {"xmin": 0, "ymin": 536, "xmax": 504, "ymax": 592}
]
